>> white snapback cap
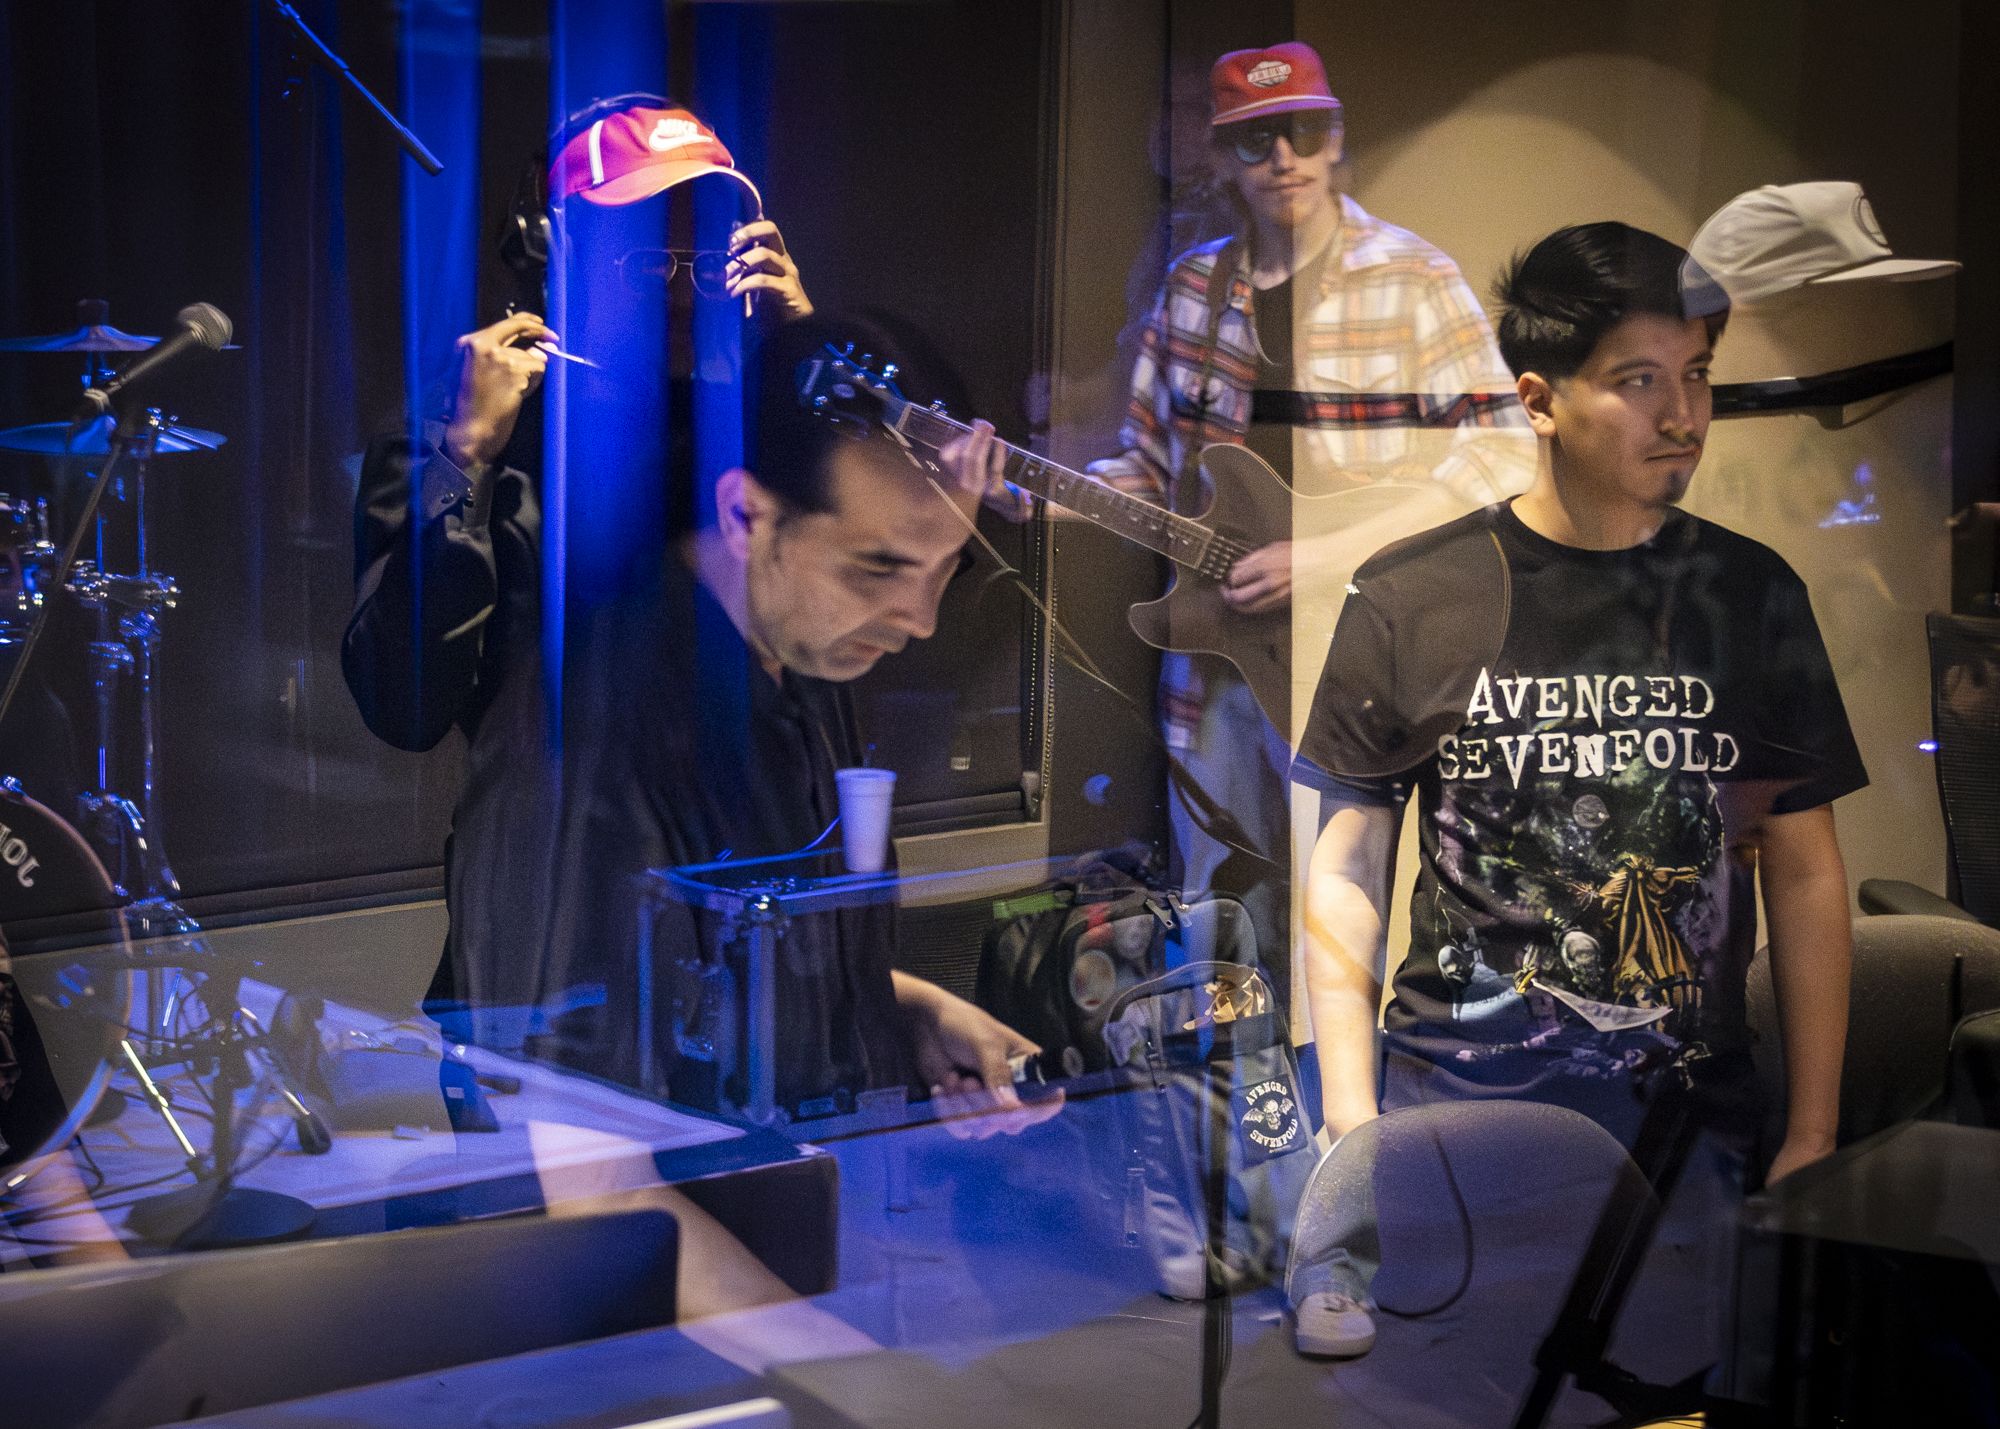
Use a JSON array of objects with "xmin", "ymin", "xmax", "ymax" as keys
[{"xmin": 1688, "ymin": 181, "xmax": 1958, "ymax": 306}]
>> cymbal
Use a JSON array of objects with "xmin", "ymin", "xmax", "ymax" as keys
[
  {"xmin": 0, "ymin": 324, "xmax": 158, "ymax": 353},
  {"xmin": 0, "ymin": 419, "xmax": 226, "ymax": 455},
  {"xmin": 0, "ymin": 299, "xmax": 157, "ymax": 352}
]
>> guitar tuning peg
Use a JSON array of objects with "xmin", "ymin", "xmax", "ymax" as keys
[
  {"xmin": 813, "ymin": 395, "xmax": 830, "ymax": 408},
  {"xmin": 930, "ymin": 399, "xmax": 948, "ymax": 412},
  {"xmin": 881, "ymin": 363, "xmax": 900, "ymax": 380},
  {"xmin": 843, "ymin": 343, "xmax": 856, "ymax": 356},
  {"xmin": 859, "ymin": 353, "xmax": 874, "ymax": 370}
]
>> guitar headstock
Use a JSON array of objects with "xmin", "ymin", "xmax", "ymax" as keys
[{"xmin": 794, "ymin": 343, "xmax": 932, "ymax": 439}]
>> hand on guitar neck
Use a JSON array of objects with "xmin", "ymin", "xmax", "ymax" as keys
[{"xmin": 938, "ymin": 418, "xmax": 1035, "ymax": 523}]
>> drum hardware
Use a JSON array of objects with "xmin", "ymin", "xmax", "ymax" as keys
[
  {"xmin": 0, "ymin": 494, "xmax": 55, "ymax": 647},
  {"xmin": 68, "ymin": 558, "xmax": 186, "ymax": 906},
  {"xmin": 0, "ymin": 405, "xmax": 211, "ymax": 914},
  {"xmin": 117, "ymin": 1037, "xmax": 202, "ymax": 1167},
  {"xmin": 117, "ymin": 959, "xmax": 325, "ymax": 1248},
  {"xmin": 0, "ymin": 325, "xmax": 316, "ymax": 1246},
  {"xmin": 66, "ymin": 565, "xmax": 181, "ymax": 615}
]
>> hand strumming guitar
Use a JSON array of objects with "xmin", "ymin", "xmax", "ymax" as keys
[
  {"xmin": 1221, "ymin": 541, "xmax": 1294, "ymax": 614},
  {"xmin": 1083, "ymin": 452, "xmax": 1296, "ymax": 614}
]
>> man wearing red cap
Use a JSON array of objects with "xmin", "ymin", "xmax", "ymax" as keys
[
  {"xmin": 1089, "ymin": 42, "xmax": 1530, "ymax": 1036},
  {"xmin": 344, "ymin": 105, "xmax": 1048, "ymax": 1141}
]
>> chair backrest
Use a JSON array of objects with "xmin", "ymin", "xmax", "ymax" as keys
[
  {"xmin": 1927, "ymin": 611, "xmax": 2000, "ymax": 923},
  {"xmin": 1747, "ymin": 914, "xmax": 2000, "ymax": 1152},
  {"xmin": 1292, "ymin": 1100, "xmax": 1650, "ymax": 1316}
]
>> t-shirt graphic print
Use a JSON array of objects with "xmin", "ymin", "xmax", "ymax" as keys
[{"xmin": 1294, "ymin": 502, "xmax": 1867, "ymax": 1113}]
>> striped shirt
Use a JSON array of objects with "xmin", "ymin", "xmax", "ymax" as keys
[{"xmin": 1103, "ymin": 195, "xmax": 1534, "ymax": 510}]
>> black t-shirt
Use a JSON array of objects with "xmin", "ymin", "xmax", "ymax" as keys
[
  {"xmin": 1243, "ymin": 247, "xmax": 1328, "ymax": 487},
  {"xmin": 1293, "ymin": 502, "xmax": 1866, "ymax": 1110}
]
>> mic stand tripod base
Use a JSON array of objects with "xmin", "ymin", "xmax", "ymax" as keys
[{"xmin": 125, "ymin": 1180, "xmax": 317, "ymax": 1251}]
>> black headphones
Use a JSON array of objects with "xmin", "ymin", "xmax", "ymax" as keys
[{"xmin": 499, "ymin": 91, "xmax": 674, "ymax": 274}]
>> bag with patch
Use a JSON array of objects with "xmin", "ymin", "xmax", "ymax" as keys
[
  {"xmin": 975, "ymin": 863, "xmax": 1250, "ymax": 1077},
  {"xmin": 1103, "ymin": 960, "xmax": 1315, "ymax": 1299}
]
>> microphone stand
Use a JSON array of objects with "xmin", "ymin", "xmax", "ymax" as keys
[
  {"xmin": 122, "ymin": 966, "xmax": 320, "ymax": 1251},
  {"xmin": 264, "ymin": 0, "xmax": 444, "ymax": 175}
]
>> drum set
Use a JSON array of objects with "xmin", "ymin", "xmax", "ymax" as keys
[
  {"xmin": 0, "ymin": 300, "xmax": 323, "ymax": 1248},
  {"xmin": 0, "ymin": 299, "xmax": 225, "ymax": 923}
]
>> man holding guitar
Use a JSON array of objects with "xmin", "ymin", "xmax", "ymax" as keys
[{"xmin": 1084, "ymin": 42, "xmax": 1531, "ymax": 1029}]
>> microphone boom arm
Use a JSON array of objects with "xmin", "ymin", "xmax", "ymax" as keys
[{"xmin": 266, "ymin": 0, "xmax": 444, "ymax": 177}]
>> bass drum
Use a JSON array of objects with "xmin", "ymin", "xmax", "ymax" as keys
[{"xmin": 0, "ymin": 782, "xmax": 130, "ymax": 1179}]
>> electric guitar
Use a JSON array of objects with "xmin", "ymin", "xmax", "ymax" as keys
[{"xmin": 796, "ymin": 346, "xmax": 1426, "ymax": 742}]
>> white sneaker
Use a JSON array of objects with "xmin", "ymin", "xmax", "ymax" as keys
[{"xmin": 1294, "ymin": 1291, "xmax": 1376, "ymax": 1358}]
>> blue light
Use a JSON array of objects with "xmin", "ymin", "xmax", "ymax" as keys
[
  {"xmin": 1818, "ymin": 462, "xmax": 1882, "ymax": 527},
  {"xmin": 1919, "ymin": 740, "xmax": 1939, "ymax": 753}
]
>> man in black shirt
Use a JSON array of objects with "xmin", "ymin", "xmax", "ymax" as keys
[
  {"xmin": 1286, "ymin": 224, "xmax": 1863, "ymax": 1358},
  {"xmin": 343, "ymin": 301, "xmax": 1051, "ymax": 1135}
]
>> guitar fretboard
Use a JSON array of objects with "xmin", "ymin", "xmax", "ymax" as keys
[{"xmin": 890, "ymin": 400, "xmax": 1249, "ymax": 579}]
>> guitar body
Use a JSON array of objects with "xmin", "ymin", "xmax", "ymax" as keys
[
  {"xmin": 1125, "ymin": 444, "xmax": 1292, "ymax": 739},
  {"xmin": 1125, "ymin": 443, "xmax": 1421, "ymax": 743}
]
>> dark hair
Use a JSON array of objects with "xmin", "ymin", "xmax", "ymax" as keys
[
  {"xmin": 1491, "ymin": 222, "xmax": 1727, "ymax": 379},
  {"xmin": 750, "ymin": 309, "xmax": 974, "ymax": 517}
]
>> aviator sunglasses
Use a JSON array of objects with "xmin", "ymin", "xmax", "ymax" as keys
[
  {"xmin": 616, "ymin": 248, "xmax": 735, "ymax": 300},
  {"xmin": 1223, "ymin": 111, "xmax": 1338, "ymax": 165}
]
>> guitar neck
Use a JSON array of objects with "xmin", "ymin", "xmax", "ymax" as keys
[{"xmin": 886, "ymin": 399, "xmax": 1240, "ymax": 576}]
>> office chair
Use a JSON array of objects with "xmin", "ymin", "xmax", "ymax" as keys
[
  {"xmin": 1858, "ymin": 611, "xmax": 2000, "ymax": 924},
  {"xmin": 1746, "ymin": 913, "xmax": 2000, "ymax": 1153}
]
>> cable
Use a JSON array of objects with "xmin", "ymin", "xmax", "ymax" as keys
[
  {"xmin": 924, "ymin": 477, "xmax": 1277, "ymax": 871},
  {"xmin": 1376, "ymin": 1112, "xmax": 1475, "ymax": 1320}
]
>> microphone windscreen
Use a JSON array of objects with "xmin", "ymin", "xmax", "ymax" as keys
[{"xmin": 175, "ymin": 302, "xmax": 233, "ymax": 350}]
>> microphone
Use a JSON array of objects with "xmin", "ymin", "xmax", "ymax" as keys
[
  {"xmin": 1009, "ymin": 1045, "xmax": 1085, "ymax": 1087},
  {"xmin": 76, "ymin": 303, "xmax": 232, "ymax": 419}
]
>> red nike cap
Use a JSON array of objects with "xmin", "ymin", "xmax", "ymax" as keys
[{"xmin": 551, "ymin": 105, "xmax": 763, "ymax": 212}]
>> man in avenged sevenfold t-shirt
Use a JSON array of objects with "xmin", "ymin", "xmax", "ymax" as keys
[{"xmin": 1282, "ymin": 223, "xmax": 1865, "ymax": 1362}]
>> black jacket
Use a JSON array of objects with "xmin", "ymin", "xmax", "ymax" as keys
[{"xmin": 341, "ymin": 434, "xmax": 906, "ymax": 1112}]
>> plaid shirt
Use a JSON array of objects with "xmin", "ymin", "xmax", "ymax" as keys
[{"xmin": 1104, "ymin": 195, "xmax": 1533, "ymax": 510}]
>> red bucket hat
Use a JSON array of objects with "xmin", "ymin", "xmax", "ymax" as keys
[
  {"xmin": 1210, "ymin": 42, "xmax": 1342, "ymax": 127},
  {"xmin": 550, "ymin": 104, "xmax": 764, "ymax": 212}
]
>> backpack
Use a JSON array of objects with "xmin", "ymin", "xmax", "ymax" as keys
[
  {"xmin": 1102, "ymin": 959, "xmax": 1315, "ymax": 1298},
  {"xmin": 975, "ymin": 870, "xmax": 1254, "ymax": 1078}
]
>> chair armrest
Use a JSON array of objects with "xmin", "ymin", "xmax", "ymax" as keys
[{"xmin": 1856, "ymin": 878, "xmax": 1983, "ymax": 922}]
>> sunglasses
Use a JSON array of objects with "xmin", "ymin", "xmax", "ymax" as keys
[
  {"xmin": 616, "ymin": 248, "xmax": 734, "ymax": 300},
  {"xmin": 1223, "ymin": 111, "xmax": 1338, "ymax": 165}
]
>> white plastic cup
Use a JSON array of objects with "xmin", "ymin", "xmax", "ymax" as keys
[{"xmin": 836, "ymin": 768, "xmax": 897, "ymax": 873}]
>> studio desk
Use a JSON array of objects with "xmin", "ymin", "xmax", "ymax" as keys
[{"xmin": 12, "ymin": 858, "xmax": 1963, "ymax": 1428}]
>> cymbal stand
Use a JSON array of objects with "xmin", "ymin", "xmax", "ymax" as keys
[
  {"xmin": 50, "ymin": 410, "xmax": 324, "ymax": 1234},
  {"xmin": 61, "ymin": 412, "xmax": 204, "ymax": 1073},
  {"xmin": 68, "ymin": 419, "xmax": 185, "ymax": 910},
  {"xmin": 122, "ymin": 969, "xmax": 321, "ymax": 1250}
]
